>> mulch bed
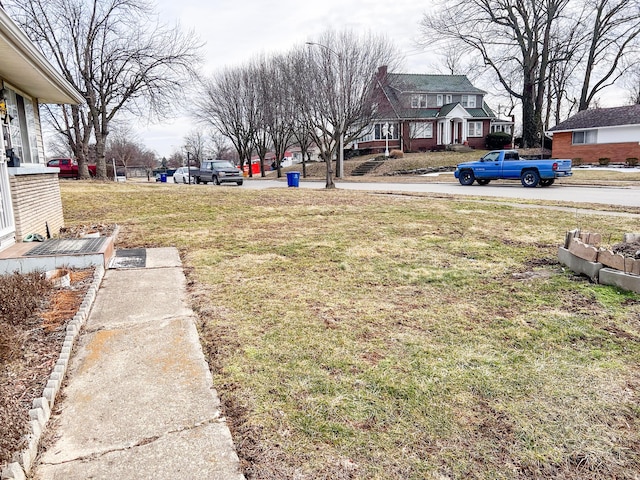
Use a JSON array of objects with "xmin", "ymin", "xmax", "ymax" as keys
[{"xmin": 0, "ymin": 269, "xmax": 93, "ymax": 468}]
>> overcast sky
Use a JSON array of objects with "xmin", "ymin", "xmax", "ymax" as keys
[{"xmin": 137, "ymin": 0, "xmax": 436, "ymax": 158}]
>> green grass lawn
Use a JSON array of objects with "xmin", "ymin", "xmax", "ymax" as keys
[{"xmin": 62, "ymin": 182, "xmax": 640, "ymax": 479}]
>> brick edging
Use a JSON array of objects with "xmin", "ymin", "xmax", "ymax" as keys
[{"xmin": 1, "ymin": 264, "xmax": 106, "ymax": 480}]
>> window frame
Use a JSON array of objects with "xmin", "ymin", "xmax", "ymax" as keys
[
  {"xmin": 468, "ymin": 121, "xmax": 483, "ymax": 137},
  {"xmin": 410, "ymin": 94, "xmax": 427, "ymax": 108},
  {"xmin": 572, "ymin": 129, "xmax": 597, "ymax": 145},
  {"xmin": 374, "ymin": 122, "xmax": 399, "ymax": 140},
  {"xmin": 410, "ymin": 122, "xmax": 433, "ymax": 139},
  {"xmin": 461, "ymin": 95, "xmax": 476, "ymax": 108},
  {"xmin": 4, "ymin": 87, "xmax": 39, "ymax": 164}
]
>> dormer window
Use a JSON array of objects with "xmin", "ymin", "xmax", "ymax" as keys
[
  {"xmin": 462, "ymin": 95, "xmax": 476, "ymax": 108},
  {"xmin": 437, "ymin": 94, "xmax": 452, "ymax": 107},
  {"xmin": 411, "ymin": 94, "xmax": 427, "ymax": 108}
]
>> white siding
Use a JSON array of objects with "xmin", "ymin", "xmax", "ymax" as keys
[{"xmin": 597, "ymin": 125, "xmax": 640, "ymax": 144}]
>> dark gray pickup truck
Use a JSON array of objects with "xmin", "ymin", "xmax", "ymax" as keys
[{"xmin": 195, "ymin": 160, "xmax": 243, "ymax": 185}]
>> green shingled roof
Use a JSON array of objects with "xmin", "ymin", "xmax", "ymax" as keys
[{"xmin": 388, "ymin": 74, "xmax": 486, "ymax": 94}]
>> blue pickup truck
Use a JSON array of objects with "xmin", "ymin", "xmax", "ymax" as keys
[{"xmin": 454, "ymin": 150, "xmax": 572, "ymax": 187}]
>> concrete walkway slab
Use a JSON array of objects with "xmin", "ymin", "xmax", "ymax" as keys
[
  {"xmin": 88, "ymin": 267, "xmax": 192, "ymax": 328},
  {"xmin": 32, "ymin": 247, "xmax": 244, "ymax": 480}
]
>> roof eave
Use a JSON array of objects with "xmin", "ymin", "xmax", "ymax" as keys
[{"xmin": 0, "ymin": 8, "xmax": 84, "ymax": 105}]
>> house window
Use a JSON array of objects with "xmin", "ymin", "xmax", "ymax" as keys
[
  {"xmin": 437, "ymin": 94, "xmax": 452, "ymax": 107},
  {"xmin": 572, "ymin": 130, "xmax": 597, "ymax": 144},
  {"xmin": 410, "ymin": 122, "xmax": 433, "ymax": 138},
  {"xmin": 461, "ymin": 95, "xmax": 476, "ymax": 108},
  {"xmin": 468, "ymin": 121, "xmax": 483, "ymax": 137},
  {"xmin": 4, "ymin": 88, "xmax": 39, "ymax": 164},
  {"xmin": 410, "ymin": 94, "xmax": 427, "ymax": 108},
  {"xmin": 374, "ymin": 123, "xmax": 399, "ymax": 140}
]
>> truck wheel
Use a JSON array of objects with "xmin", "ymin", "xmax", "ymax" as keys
[
  {"xmin": 476, "ymin": 179, "xmax": 491, "ymax": 185},
  {"xmin": 459, "ymin": 170, "xmax": 475, "ymax": 185},
  {"xmin": 539, "ymin": 179, "xmax": 554, "ymax": 187},
  {"xmin": 195, "ymin": 176, "xmax": 201, "ymax": 184},
  {"xmin": 521, "ymin": 170, "xmax": 540, "ymax": 187}
]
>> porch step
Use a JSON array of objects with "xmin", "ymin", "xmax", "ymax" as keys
[
  {"xmin": 351, "ymin": 158, "xmax": 387, "ymax": 176},
  {"xmin": 448, "ymin": 144, "xmax": 474, "ymax": 152},
  {"xmin": 0, "ymin": 236, "xmax": 115, "ymax": 275}
]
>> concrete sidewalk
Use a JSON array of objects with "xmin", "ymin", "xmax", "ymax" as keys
[{"xmin": 33, "ymin": 248, "xmax": 244, "ymax": 480}]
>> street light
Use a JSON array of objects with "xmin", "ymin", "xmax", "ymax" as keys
[{"xmin": 306, "ymin": 41, "xmax": 344, "ymax": 179}]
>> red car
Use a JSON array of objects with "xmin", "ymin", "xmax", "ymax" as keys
[{"xmin": 47, "ymin": 158, "xmax": 97, "ymax": 178}]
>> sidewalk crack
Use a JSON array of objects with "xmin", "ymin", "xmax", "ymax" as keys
[{"xmin": 40, "ymin": 416, "xmax": 223, "ymax": 466}]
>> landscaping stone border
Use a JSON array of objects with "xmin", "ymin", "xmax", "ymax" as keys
[
  {"xmin": 0, "ymin": 265, "xmax": 105, "ymax": 480},
  {"xmin": 559, "ymin": 229, "xmax": 640, "ymax": 294}
]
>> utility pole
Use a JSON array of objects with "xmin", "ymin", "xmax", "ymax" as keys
[{"xmin": 186, "ymin": 151, "xmax": 191, "ymax": 184}]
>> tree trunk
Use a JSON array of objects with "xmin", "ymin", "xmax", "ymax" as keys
[{"xmin": 324, "ymin": 154, "xmax": 335, "ymax": 189}]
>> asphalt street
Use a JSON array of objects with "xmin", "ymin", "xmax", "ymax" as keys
[{"xmin": 239, "ymin": 178, "xmax": 640, "ymax": 208}]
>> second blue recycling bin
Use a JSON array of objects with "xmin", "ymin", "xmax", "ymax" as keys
[{"xmin": 286, "ymin": 171, "xmax": 300, "ymax": 187}]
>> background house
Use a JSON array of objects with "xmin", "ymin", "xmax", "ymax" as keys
[
  {"xmin": 548, "ymin": 105, "xmax": 640, "ymax": 164},
  {"xmin": 353, "ymin": 66, "xmax": 512, "ymax": 154},
  {"xmin": 0, "ymin": 8, "xmax": 84, "ymax": 252}
]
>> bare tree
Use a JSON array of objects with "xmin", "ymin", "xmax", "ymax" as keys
[
  {"xmin": 166, "ymin": 150, "xmax": 184, "ymax": 169},
  {"xmin": 623, "ymin": 64, "xmax": 640, "ymax": 104},
  {"xmin": 421, "ymin": 0, "xmax": 570, "ymax": 147},
  {"xmin": 292, "ymin": 30, "xmax": 399, "ymax": 188},
  {"xmin": 183, "ymin": 129, "xmax": 209, "ymax": 167},
  {"xmin": 193, "ymin": 66, "xmax": 256, "ymax": 176},
  {"xmin": 575, "ymin": 0, "xmax": 640, "ymax": 111},
  {"xmin": 105, "ymin": 127, "xmax": 157, "ymax": 177},
  {"xmin": 254, "ymin": 54, "xmax": 296, "ymax": 178},
  {"xmin": 209, "ymin": 131, "xmax": 234, "ymax": 159},
  {"xmin": 8, "ymin": 0, "xmax": 202, "ymax": 179},
  {"xmin": 291, "ymin": 117, "xmax": 316, "ymax": 179},
  {"xmin": 433, "ymin": 43, "xmax": 485, "ymax": 82}
]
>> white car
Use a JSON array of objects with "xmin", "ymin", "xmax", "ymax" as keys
[{"xmin": 173, "ymin": 167, "xmax": 198, "ymax": 184}]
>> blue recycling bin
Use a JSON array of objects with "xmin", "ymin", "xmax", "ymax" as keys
[
  {"xmin": 286, "ymin": 171, "xmax": 300, "ymax": 187},
  {"xmin": 160, "ymin": 173, "xmax": 167, "ymax": 183}
]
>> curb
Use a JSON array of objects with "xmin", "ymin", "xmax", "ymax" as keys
[{"xmin": 1, "ymin": 265, "xmax": 106, "ymax": 480}]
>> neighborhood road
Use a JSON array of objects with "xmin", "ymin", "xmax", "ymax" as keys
[{"xmin": 240, "ymin": 179, "xmax": 640, "ymax": 208}]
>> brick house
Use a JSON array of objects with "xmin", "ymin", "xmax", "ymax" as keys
[
  {"xmin": 548, "ymin": 105, "xmax": 640, "ymax": 164},
  {"xmin": 0, "ymin": 8, "xmax": 84, "ymax": 252},
  {"xmin": 353, "ymin": 66, "xmax": 512, "ymax": 154}
]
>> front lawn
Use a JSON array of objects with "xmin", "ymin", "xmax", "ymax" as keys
[{"xmin": 62, "ymin": 182, "xmax": 640, "ymax": 479}]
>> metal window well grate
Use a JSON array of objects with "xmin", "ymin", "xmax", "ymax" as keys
[{"xmin": 26, "ymin": 237, "xmax": 108, "ymax": 256}]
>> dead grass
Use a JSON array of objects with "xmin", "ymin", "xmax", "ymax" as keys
[{"xmin": 60, "ymin": 182, "xmax": 640, "ymax": 479}]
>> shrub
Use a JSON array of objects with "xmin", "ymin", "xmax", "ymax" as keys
[
  {"xmin": 0, "ymin": 272, "xmax": 50, "ymax": 327},
  {"xmin": 598, "ymin": 157, "xmax": 610, "ymax": 166},
  {"xmin": 485, "ymin": 132, "xmax": 512, "ymax": 150},
  {"xmin": 390, "ymin": 149, "xmax": 404, "ymax": 158},
  {"xmin": 572, "ymin": 158, "xmax": 582, "ymax": 166},
  {"xmin": 626, "ymin": 157, "xmax": 638, "ymax": 167},
  {"xmin": 0, "ymin": 323, "xmax": 22, "ymax": 362}
]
